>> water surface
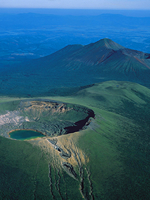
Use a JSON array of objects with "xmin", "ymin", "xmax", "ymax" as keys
[{"xmin": 9, "ymin": 129, "xmax": 45, "ymax": 140}]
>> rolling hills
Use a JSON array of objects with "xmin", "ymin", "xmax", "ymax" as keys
[
  {"xmin": 0, "ymin": 38, "xmax": 150, "ymax": 97},
  {"xmin": 0, "ymin": 81, "xmax": 150, "ymax": 199}
]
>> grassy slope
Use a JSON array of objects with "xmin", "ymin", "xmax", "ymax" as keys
[
  {"xmin": 0, "ymin": 137, "xmax": 51, "ymax": 200},
  {"xmin": 0, "ymin": 80, "xmax": 150, "ymax": 199},
  {"xmin": 0, "ymin": 133, "xmax": 82, "ymax": 200},
  {"xmin": 46, "ymin": 81, "xmax": 150, "ymax": 199}
]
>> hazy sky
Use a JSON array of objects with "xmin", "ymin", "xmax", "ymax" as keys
[{"xmin": 0, "ymin": 0, "xmax": 150, "ymax": 10}]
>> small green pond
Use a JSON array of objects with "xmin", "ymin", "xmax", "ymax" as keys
[{"xmin": 9, "ymin": 130, "xmax": 45, "ymax": 140}]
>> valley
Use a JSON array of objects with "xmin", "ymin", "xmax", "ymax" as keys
[{"xmin": 1, "ymin": 12, "xmax": 150, "ymax": 62}]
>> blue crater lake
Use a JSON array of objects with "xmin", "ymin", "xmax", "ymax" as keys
[{"xmin": 9, "ymin": 129, "xmax": 45, "ymax": 140}]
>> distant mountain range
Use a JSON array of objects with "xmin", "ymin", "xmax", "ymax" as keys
[
  {"xmin": 1, "ymin": 13, "xmax": 150, "ymax": 29},
  {"xmin": 0, "ymin": 38, "xmax": 150, "ymax": 97}
]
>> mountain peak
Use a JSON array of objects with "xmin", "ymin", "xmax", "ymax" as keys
[{"xmin": 93, "ymin": 38, "xmax": 125, "ymax": 50}]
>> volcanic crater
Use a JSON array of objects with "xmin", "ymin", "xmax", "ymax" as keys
[{"xmin": 0, "ymin": 99, "xmax": 95, "ymax": 140}]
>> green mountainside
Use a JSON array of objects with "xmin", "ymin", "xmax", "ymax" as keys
[
  {"xmin": 0, "ymin": 38, "xmax": 150, "ymax": 199},
  {"xmin": 0, "ymin": 81, "xmax": 150, "ymax": 199},
  {"xmin": 0, "ymin": 38, "xmax": 150, "ymax": 97}
]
